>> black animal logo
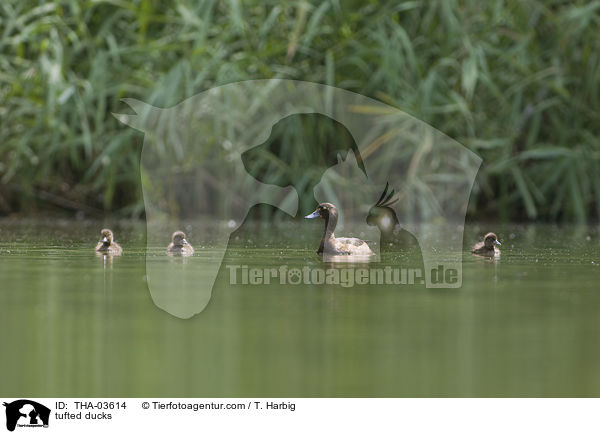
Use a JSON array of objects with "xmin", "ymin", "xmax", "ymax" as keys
[
  {"xmin": 3, "ymin": 400, "xmax": 50, "ymax": 432},
  {"xmin": 366, "ymin": 183, "xmax": 423, "ymax": 265}
]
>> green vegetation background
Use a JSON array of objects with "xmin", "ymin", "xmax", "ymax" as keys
[{"xmin": 1, "ymin": 0, "xmax": 599, "ymax": 222}]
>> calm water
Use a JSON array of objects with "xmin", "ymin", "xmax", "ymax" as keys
[{"xmin": 1, "ymin": 219, "xmax": 599, "ymax": 397}]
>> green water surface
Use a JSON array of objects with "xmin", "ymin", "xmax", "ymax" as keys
[{"xmin": 0, "ymin": 219, "xmax": 599, "ymax": 397}]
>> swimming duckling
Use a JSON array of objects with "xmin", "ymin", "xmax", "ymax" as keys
[
  {"xmin": 167, "ymin": 231, "xmax": 194, "ymax": 256},
  {"xmin": 471, "ymin": 232, "xmax": 501, "ymax": 257},
  {"xmin": 305, "ymin": 202, "xmax": 374, "ymax": 256},
  {"xmin": 95, "ymin": 228, "xmax": 123, "ymax": 255}
]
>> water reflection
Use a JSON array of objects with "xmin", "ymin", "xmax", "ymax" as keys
[{"xmin": 0, "ymin": 221, "xmax": 599, "ymax": 396}]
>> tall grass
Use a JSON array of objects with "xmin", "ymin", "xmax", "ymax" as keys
[{"xmin": 0, "ymin": 0, "xmax": 599, "ymax": 221}]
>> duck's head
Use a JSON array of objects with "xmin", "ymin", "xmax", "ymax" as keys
[
  {"xmin": 100, "ymin": 228, "xmax": 114, "ymax": 247},
  {"xmin": 366, "ymin": 183, "xmax": 399, "ymax": 231},
  {"xmin": 171, "ymin": 231, "xmax": 189, "ymax": 247},
  {"xmin": 483, "ymin": 232, "xmax": 501, "ymax": 248},
  {"xmin": 305, "ymin": 203, "xmax": 338, "ymax": 220}
]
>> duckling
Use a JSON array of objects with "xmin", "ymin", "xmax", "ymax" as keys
[
  {"xmin": 471, "ymin": 232, "xmax": 501, "ymax": 257},
  {"xmin": 167, "ymin": 231, "xmax": 194, "ymax": 256},
  {"xmin": 95, "ymin": 228, "xmax": 123, "ymax": 255},
  {"xmin": 305, "ymin": 202, "xmax": 374, "ymax": 256},
  {"xmin": 366, "ymin": 183, "xmax": 421, "ymax": 253}
]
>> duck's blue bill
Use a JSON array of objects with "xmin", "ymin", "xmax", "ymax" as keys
[
  {"xmin": 494, "ymin": 240, "xmax": 501, "ymax": 246},
  {"xmin": 305, "ymin": 210, "xmax": 320, "ymax": 219}
]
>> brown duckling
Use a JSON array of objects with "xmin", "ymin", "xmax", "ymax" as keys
[
  {"xmin": 95, "ymin": 228, "xmax": 123, "ymax": 255},
  {"xmin": 305, "ymin": 202, "xmax": 374, "ymax": 256},
  {"xmin": 471, "ymin": 232, "xmax": 501, "ymax": 257},
  {"xmin": 167, "ymin": 231, "xmax": 194, "ymax": 256}
]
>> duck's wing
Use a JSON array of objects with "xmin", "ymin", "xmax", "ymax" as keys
[
  {"xmin": 471, "ymin": 241, "xmax": 484, "ymax": 253},
  {"xmin": 335, "ymin": 237, "xmax": 374, "ymax": 255},
  {"xmin": 471, "ymin": 243, "xmax": 495, "ymax": 256},
  {"xmin": 336, "ymin": 237, "xmax": 365, "ymax": 246}
]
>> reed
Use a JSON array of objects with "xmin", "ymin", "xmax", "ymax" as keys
[{"xmin": 0, "ymin": 0, "xmax": 598, "ymax": 221}]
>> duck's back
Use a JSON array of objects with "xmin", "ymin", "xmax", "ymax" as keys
[
  {"xmin": 167, "ymin": 243, "xmax": 194, "ymax": 256},
  {"xmin": 333, "ymin": 237, "xmax": 374, "ymax": 255},
  {"xmin": 471, "ymin": 242, "xmax": 499, "ymax": 257}
]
